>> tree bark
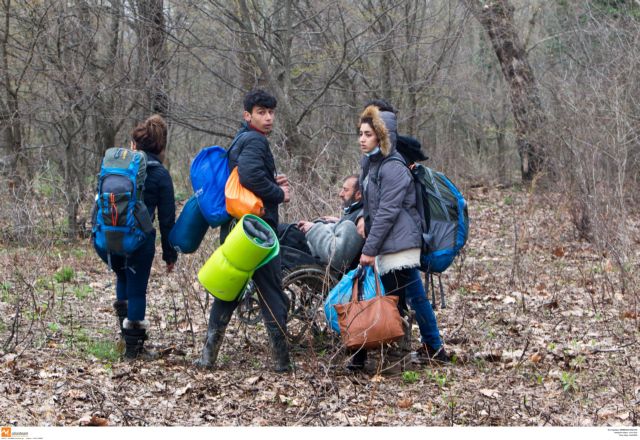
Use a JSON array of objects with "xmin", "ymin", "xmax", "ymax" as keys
[
  {"xmin": 463, "ymin": 0, "xmax": 546, "ymax": 183},
  {"xmin": 135, "ymin": 0, "xmax": 168, "ymax": 117},
  {"xmin": 0, "ymin": 0, "xmax": 23, "ymax": 182}
]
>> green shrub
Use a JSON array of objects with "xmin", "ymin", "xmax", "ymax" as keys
[
  {"xmin": 86, "ymin": 340, "xmax": 120, "ymax": 363},
  {"xmin": 54, "ymin": 267, "xmax": 75, "ymax": 283},
  {"xmin": 402, "ymin": 370, "xmax": 420, "ymax": 384}
]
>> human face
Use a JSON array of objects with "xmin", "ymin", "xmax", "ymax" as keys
[
  {"xmin": 359, "ymin": 122, "xmax": 378, "ymax": 154},
  {"xmin": 339, "ymin": 177, "xmax": 360, "ymax": 208},
  {"xmin": 244, "ymin": 106, "xmax": 275, "ymax": 134}
]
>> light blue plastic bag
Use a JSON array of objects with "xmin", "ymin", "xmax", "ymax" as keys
[{"xmin": 324, "ymin": 265, "xmax": 385, "ymax": 333}]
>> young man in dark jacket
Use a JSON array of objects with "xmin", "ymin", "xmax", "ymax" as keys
[{"xmin": 195, "ymin": 90, "xmax": 293, "ymax": 373}]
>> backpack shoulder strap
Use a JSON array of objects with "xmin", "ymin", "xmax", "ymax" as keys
[{"xmin": 375, "ymin": 153, "xmax": 407, "ymax": 182}]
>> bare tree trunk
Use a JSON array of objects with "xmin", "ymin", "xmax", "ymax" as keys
[
  {"xmin": 463, "ymin": 0, "xmax": 547, "ymax": 183},
  {"xmin": 0, "ymin": 0, "xmax": 23, "ymax": 182},
  {"xmin": 95, "ymin": 0, "xmax": 123, "ymax": 159},
  {"xmin": 135, "ymin": 0, "xmax": 168, "ymax": 117}
]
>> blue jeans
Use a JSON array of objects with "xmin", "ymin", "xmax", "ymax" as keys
[
  {"xmin": 381, "ymin": 268, "xmax": 442, "ymax": 350},
  {"xmin": 95, "ymin": 231, "xmax": 156, "ymax": 321}
]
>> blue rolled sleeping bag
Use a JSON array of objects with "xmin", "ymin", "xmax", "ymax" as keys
[{"xmin": 169, "ymin": 195, "xmax": 210, "ymax": 254}]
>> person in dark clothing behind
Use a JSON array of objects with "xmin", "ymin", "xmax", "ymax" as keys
[
  {"xmin": 96, "ymin": 114, "xmax": 177, "ymax": 361},
  {"xmin": 194, "ymin": 89, "xmax": 293, "ymax": 373}
]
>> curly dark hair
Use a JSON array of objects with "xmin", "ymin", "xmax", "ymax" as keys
[{"xmin": 244, "ymin": 89, "xmax": 277, "ymax": 113}]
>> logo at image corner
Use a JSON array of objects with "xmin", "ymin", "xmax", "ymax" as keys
[{"xmin": 1, "ymin": 427, "xmax": 11, "ymax": 438}]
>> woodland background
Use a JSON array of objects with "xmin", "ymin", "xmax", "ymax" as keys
[{"xmin": 0, "ymin": 0, "xmax": 639, "ymax": 427}]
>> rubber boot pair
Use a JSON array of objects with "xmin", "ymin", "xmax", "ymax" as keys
[
  {"xmin": 194, "ymin": 322, "xmax": 291, "ymax": 373},
  {"xmin": 122, "ymin": 319, "xmax": 159, "ymax": 361}
]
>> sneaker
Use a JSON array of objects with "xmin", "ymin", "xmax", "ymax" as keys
[{"xmin": 411, "ymin": 344, "xmax": 451, "ymax": 364}]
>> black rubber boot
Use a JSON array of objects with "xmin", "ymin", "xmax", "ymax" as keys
[
  {"xmin": 122, "ymin": 319, "xmax": 159, "ymax": 361},
  {"xmin": 193, "ymin": 325, "xmax": 227, "ymax": 370},
  {"xmin": 347, "ymin": 348, "xmax": 367, "ymax": 371},
  {"xmin": 113, "ymin": 300, "xmax": 128, "ymax": 353},
  {"xmin": 266, "ymin": 323, "xmax": 291, "ymax": 373}
]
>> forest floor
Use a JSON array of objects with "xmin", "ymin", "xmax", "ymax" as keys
[{"xmin": 1, "ymin": 186, "xmax": 639, "ymax": 427}]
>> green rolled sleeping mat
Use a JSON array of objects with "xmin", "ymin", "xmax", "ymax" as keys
[{"xmin": 198, "ymin": 214, "xmax": 279, "ymax": 301}]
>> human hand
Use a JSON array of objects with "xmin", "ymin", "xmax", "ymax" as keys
[
  {"xmin": 166, "ymin": 262, "xmax": 175, "ymax": 273},
  {"xmin": 297, "ymin": 220, "xmax": 314, "ymax": 234},
  {"xmin": 281, "ymin": 184, "xmax": 290, "ymax": 203},
  {"xmin": 359, "ymin": 254, "xmax": 375, "ymax": 266},
  {"xmin": 357, "ymin": 217, "xmax": 365, "ymax": 238},
  {"xmin": 275, "ymin": 174, "xmax": 289, "ymax": 186},
  {"xmin": 320, "ymin": 216, "xmax": 340, "ymax": 223}
]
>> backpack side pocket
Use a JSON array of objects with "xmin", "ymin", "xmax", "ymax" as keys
[{"xmin": 133, "ymin": 201, "xmax": 154, "ymax": 233}]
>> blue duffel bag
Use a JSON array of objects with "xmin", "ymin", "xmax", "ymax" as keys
[{"xmin": 169, "ymin": 195, "xmax": 210, "ymax": 254}]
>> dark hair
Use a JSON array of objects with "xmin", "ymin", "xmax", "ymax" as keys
[
  {"xmin": 358, "ymin": 117, "xmax": 376, "ymax": 137},
  {"xmin": 131, "ymin": 114, "xmax": 167, "ymax": 155},
  {"xmin": 347, "ymin": 174, "xmax": 360, "ymax": 193},
  {"xmin": 359, "ymin": 117, "xmax": 374, "ymax": 128},
  {"xmin": 364, "ymin": 98, "xmax": 396, "ymax": 114},
  {"xmin": 244, "ymin": 89, "xmax": 277, "ymax": 113}
]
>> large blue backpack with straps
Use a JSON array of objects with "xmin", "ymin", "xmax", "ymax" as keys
[
  {"xmin": 92, "ymin": 147, "xmax": 156, "ymax": 259},
  {"xmin": 411, "ymin": 163, "xmax": 468, "ymax": 273},
  {"xmin": 190, "ymin": 146, "xmax": 231, "ymax": 227},
  {"xmin": 190, "ymin": 131, "xmax": 254, "ymax": 227},
  {"xmin": 377, "ymin": 155, "xmax": 469, "ymax": 274}
]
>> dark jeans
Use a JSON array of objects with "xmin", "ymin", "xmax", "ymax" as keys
[
  {"xmin": 208, "ymin": 253, "xmax": 288, "ymax": 330},
  {"xmin": 381, "ymin": 267, "xmax": 442, "ymax": 350},
  {"xmin": 95, "ymin": 231, "xmax": 156, "ymax": 321}
]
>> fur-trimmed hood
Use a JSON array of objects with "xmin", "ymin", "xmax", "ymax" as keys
[{"xmin": 359, "ymin": 105, "xmax": 392, "ymax": 156}]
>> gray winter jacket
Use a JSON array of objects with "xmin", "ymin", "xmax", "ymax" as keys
[
  {"xmin": 359, "ymin": 109, "xmax": 422, "ymax": 257},
  {"xmin": 305, "ymin": 201, "xmax": 364, "ymax": 271}
]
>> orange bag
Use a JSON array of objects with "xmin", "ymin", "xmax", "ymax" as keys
[
  {"xmin": 225, "ymin": 167, "xmax": 265, "ymax": 218},
  {"xmin": 334, "ymin": 267, "xmax": 405, "ymax": 350}
]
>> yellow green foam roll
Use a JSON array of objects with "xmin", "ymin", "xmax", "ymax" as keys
[
  {"xmin": 198, "ymin": 215, "xmax": 279, "ymax": 301},
  {"xmin": 222, "ymin": 215, "xmax": 278, "ymax": 272},
  {"xmin": 198, "ymin": 247, "xmax": 251, "ymax": 301}
]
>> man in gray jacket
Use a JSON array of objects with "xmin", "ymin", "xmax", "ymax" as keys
[{"xmin": 297, "ymin": 175, "xmax": 364, "ymax": 272}]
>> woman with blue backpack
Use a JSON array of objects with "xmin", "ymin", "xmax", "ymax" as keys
[
  {"xmin": 351, "ymin": 103, "xmax": 449, "ymax": 370},
  {"xmin": 93, "ymin": 114, "xmax": 177, "ymax": 361}
]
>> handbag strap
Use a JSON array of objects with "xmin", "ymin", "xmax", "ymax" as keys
[
  {"xmin": 351, "ymin": 270, "xmax": 361, "ymax": 303},
  {"xmin": 373, "ymin": 264, "xmax": 383, "ymax": 298},
  {"xmin": 351, "ymin": 265, "xmax": 384, "ymax": 302}
]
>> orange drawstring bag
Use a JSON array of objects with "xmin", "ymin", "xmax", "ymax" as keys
[{"xmin": 225, "ymin": 167, "xmax": 265, "ymax": 218}]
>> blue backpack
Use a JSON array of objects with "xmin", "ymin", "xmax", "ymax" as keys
[
  {"xmin": 378, "ymin": 157, "xmax": 469, "ymax": 274},
  {"xmin": 190, "ymin": 146, "xmax": 231, "ymax": 227},
  {"xmin": 92, "ymin": 147, "xmax": 157, "ymax": 260},
  {"xmin": 190, "ymin": 132, "xmax": 252, "ymax": 227},
  {"xmin": 411, "ymin": 163, "xmax": 468, "ymax": 273}
]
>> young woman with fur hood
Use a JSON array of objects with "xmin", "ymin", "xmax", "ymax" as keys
[{"xmin": 351, "ymin": 104, "xmax": 449, "ymax": 370}]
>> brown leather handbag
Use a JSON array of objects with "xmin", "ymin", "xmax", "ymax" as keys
[
  {"xmin": 225, "ymin": 167, "xmax": 265, "ymax": 219},
  {"xmin": 334, "ymin": 267, "xmax": 405, "ymax": 350}
]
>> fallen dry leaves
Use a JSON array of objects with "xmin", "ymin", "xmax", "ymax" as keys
[{"xmin": 0, "ymin": 187, "xmax": 638, "ymax": 427}]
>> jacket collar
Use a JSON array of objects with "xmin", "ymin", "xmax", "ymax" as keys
[
  {"xmin": 240, "ymin": 120, "xmax": 267, "ymax": 136},
  {"xmin": 344, "ymin": 200, "xmax": 363, "ymax": 215},
  {"xmin": 146, "ymin": 151, "xmax": 162, "ymax": 163}
]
